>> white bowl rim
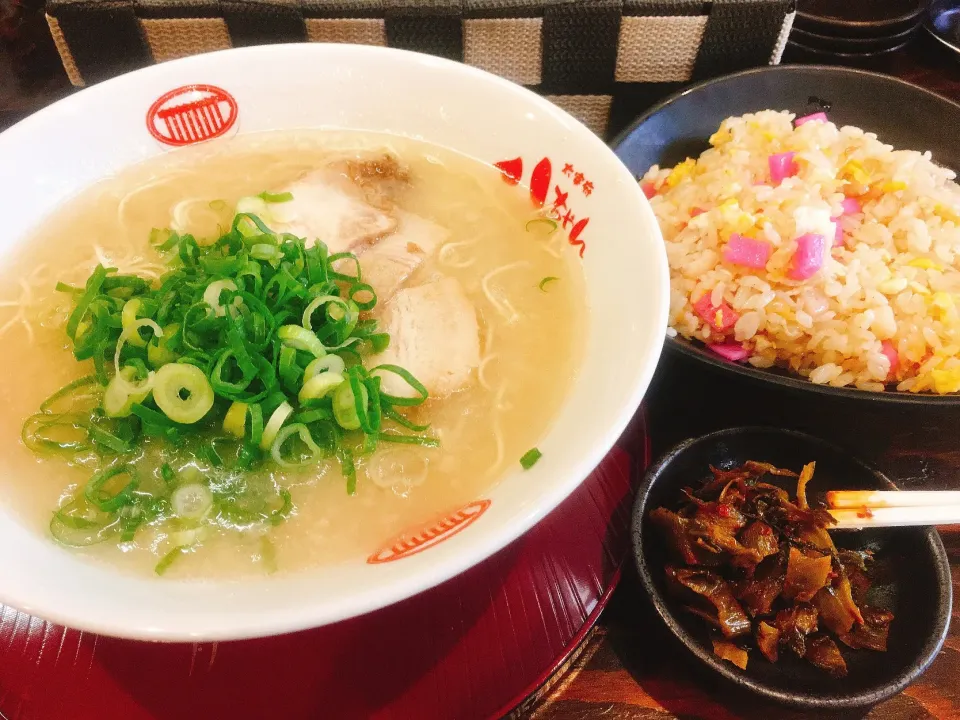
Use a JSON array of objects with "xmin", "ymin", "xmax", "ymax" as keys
[{"xmin": 0, "ymin": 42, "xmax": 669, "ymax": 640}]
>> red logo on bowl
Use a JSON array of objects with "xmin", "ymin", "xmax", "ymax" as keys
[
  {"xmin": 367, "ymin": 499, "xmax": 491, "ymax": 564},
  {"xmin": 146, "ymin": 84, "xmax": 238, "ymax": 147},
  {"xmin": 494, "ymin": 155, "xmax": 592, "ymax": 257}
]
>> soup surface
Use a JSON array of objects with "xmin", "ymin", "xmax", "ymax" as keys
[{"xmin": 0, "ymin": 131, "xmax": 585, "ymax": 578}]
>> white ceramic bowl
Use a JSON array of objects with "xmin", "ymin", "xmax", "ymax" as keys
[{"xmin": 0, "ymin": 44, "xmax": 667, "ymax": 640}]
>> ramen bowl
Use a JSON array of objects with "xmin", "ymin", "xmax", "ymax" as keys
[{"xmin": 0, "ymin": 44, "xmax": 668, "ymax": 640}]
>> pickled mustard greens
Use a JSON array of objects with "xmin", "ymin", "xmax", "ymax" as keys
[{"xmin": 23, "ymin": 204, "xmax": 432, "ymax": 573}]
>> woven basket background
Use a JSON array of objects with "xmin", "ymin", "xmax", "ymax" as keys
[{"xmin": 45, "ymin": 0, "xmax": 795, "ymax": 137}]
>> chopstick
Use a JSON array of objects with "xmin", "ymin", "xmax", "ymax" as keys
[
  {"xmin": 826, "ymin": 490, "xmax": 960, "ymax": 529},
  {"xmin": 828, "ymin": 506, "xmax": 960, "ymax": 529},
  {"xmin": 826, "ymin": 490, "xmax": 960, "ymax": 508}
]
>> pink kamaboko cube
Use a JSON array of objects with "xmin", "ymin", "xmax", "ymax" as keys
[
  {"xmin": 707, "ymin": 342, "xmax": 750, "ymax": 362},
  {"xmin": 840, "ymin": 197, "xmax": 862, "ymax": 215},
  {"xmin": 722, "ymin": 233, "xmax": 771, "ymax": 269},
  {"xmin": 788, "ymin": 233, "xmax": 827, "ymax": 280},
  {"xmin": 794, "ymin": 112, "xmax": 828, "ymax": 127},
  {"xmin": 769, "ymin": 152, "xmax": 799, "ymax": 184}
]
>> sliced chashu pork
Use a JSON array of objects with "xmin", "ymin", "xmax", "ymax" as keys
[
  {"xmin": 371, "ymin": 277, "xmax": 480, "ymax": 399},
  {"xmin": 268, "ymin": 154, "xmax": 407, "ymax": 254},
  {"xmin": 356, "ymin": 211, "xmax": 448, "ymax": 303}
]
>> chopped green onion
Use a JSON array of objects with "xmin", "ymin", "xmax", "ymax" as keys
[
  {"xmin": 277, "ymin": 325, "xmax": 327, "ymax": 358},
  {"xmin": 223, "ymin": 401, "xmax": 248, "ymax": 438},
  {"xmin": 348, "ymin": 283, "xmax": 377, "ymax": 312},
  {"xmin": 203, "ymin": 279, "xmax": 239, "ymax": 317},
  {"xmin": 171, "ymin": 484, "xmax": 213, "ymax": 519},
  {"xmin": 365, "ymin": 375, "xmax": 382, "ymax": 434},
  {"xmin": 147, "ymin": 323, "xmax": 181, "ymax": 368},
  {"xmin": 380, "ymin": 431, "xmax": 440, "ymax": 448},
  {"xmin": 270, "ymin": 423, "xmax": 325, "ymax": 467},
  {"xmin": 155, "ymin": 546, "xmax": 188, "ymax": 576},
  {"xmin": 304, "ymin": 354, "xmax": 345, "ymax": 380},
  {"xmin": 121, "ymin": 298, "xmax": 148, "ymax": 347},
  {"xmin": 294, "ymin": 408, "xmax": 333, "ymax": 424},
  {"xmin": 332, "ymin": 379, "xmax": 367, "ymax": 431},
  {"xmin": 130, "ymin": 402, "xmax": 181, "ymax": 429},
  {"xmin": 249, "ymin": 403, "xmax": 264, "ymax": 447},
  {"xmin": 269, "ymin": 488, "xmax": 293, "ymax": 525},
  {"xmin": 260, "ymin": 401, "xmax": 293, "ymax": 451},
  {"xmin": 86, "ymin": 422, "xmax": 133, "ymax": 453},
  {"xmin": 258, "ymin": 191, "xmax": 294, "ymax": 203},
  {"xmin": 150, "ymin": 228, "xmax": 180, "ymax": 251},
  {"xmin": 21, "ymin": 413, "xmax": 91, "ymax": 454},
  {"xmin": 278, "ymin": 345, "xmax": 301, "ymax": 392},
  {"xmin": 340, "ymin": 447, "xmax": 357, "ymax": 495},
  {"xmin": 66, "ymin": 264, "xmax": 109, "ymax": 340},
  {"xmin": 50, "ymin": 501, "xmax": 116, "ymax": 547},
  {"xmin": 538, "ymin": 276, "xmax": 559, "ymax": 291},
  {"xmin": 113, "ymin": 319, "xmax": 162, "ymax": 382},
  {"xmin": 382, "ymin": 404, "xmax": 430, "ymax": 432},
  {"xmin": 103, "ymin": 365, "xmax": 154, "ymax": 418},
  {"xmin": 299, "ymin": 372, "xmax": 344, "ymax": 403},
  {"xmin": 85, "ymin": 465, "xmax": 139, "ymax": 512},
  {"xmin": 327, "ymin": 252, "xmax": 362, "ymax": 282},
  {"xmin": 200, "ymin": 442, "xmax": 223, "ymax": 468},
  {"xmin": 250, "ymin": 244, "xmax": 282, "ymax": 263},
  {"xmin": 38, "ymin": 375, "xmax": 99, "ymax": 415},
  {"xmin": 302, "ymin": 295, "xmax": 353, "ymax": 331},
  {"xmin": 525, "ymin": 218, "xmax": 558, "ymax": 235},
  {"xmin": 233, "ymin": 211, "xmax": 274, "ymax": 238},
  {"xmin": 372, "ymin": 364, "xmax": 429, "ymax": 407},
  {"xmin": 520, "ymin": 448, "xmax": 542, "ymax": 469},
  {"xmin": 160, "ymin": 463, "xmax": 176, "ymax": 484},
  {"xmin": 55, "ymin": 281, "xmax": 82, "ymax": 294},
  {"xmin": 152, "ymin": 363, "xmax": 214, "ymax": 424}
]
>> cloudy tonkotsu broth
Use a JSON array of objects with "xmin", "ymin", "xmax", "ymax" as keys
[{"xmin": 0, "ymin": 131, "xmax": 585, "ymax": 578}]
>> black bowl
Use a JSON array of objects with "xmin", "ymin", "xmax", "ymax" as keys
[
  {"xmin": 785, "ymin": 38, "xmax": 916, "ymax": 69},
  {"xmin": 612, "ymin": 65, "xmax": 960, "ymax": 406},
  {"xmin": 631, "ymin": 427, "xmax": 951, "ymax": 710},
  {"xmin": 791, "ymin": 24, "xmax": 919, "ymax": 52},
  {"xmin": 925, "ymin": 0, "xmax": 960, "ymax": 57},
  {"xmin": 796, "ymin": 0, "xmax": 926, "ymax": 38}
]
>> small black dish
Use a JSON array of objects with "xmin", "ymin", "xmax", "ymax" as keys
[
  {"xmin": 791, "ymin": 24, "xmax": 919, "ymax": 53},
  {"xmin": 925, "ymin": 0, "xmax": 960, "ymax": 57},
  {"xmin": 631, "ymin": 427, "xmax": 951, "ymax": 710},
  {"xmin": 612, "ymin": 64, "xmax": 960, "ymax": 406},
  {"xmin": 797, "ymin": 0, "xmax": 926, "ymax": 38}
]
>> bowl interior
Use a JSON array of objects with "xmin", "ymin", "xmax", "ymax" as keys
[
  {"xmin": 613, "ymin": 64, "xmax": 960, "ymax": 405},
  {"xmin": 0, "ymin": 44, "xmax": 668, "ymax": 640},
  {"xmin": 633, "ymin": 427, "xmax": 951, "ymax": 708}
]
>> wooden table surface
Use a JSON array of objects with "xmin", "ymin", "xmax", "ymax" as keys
[{"xmin": 4, "ymin": 21, "xmax": 960, "ymax": 720}]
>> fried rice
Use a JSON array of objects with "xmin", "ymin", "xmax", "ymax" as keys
[{"xmin": 642, "ymin": 110, "xmax": 960, "ymax": 393}]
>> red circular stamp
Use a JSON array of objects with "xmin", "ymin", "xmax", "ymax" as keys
[{"xmin": 146, "ymin": 84, "xmax": 238, "ymax": 147}]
